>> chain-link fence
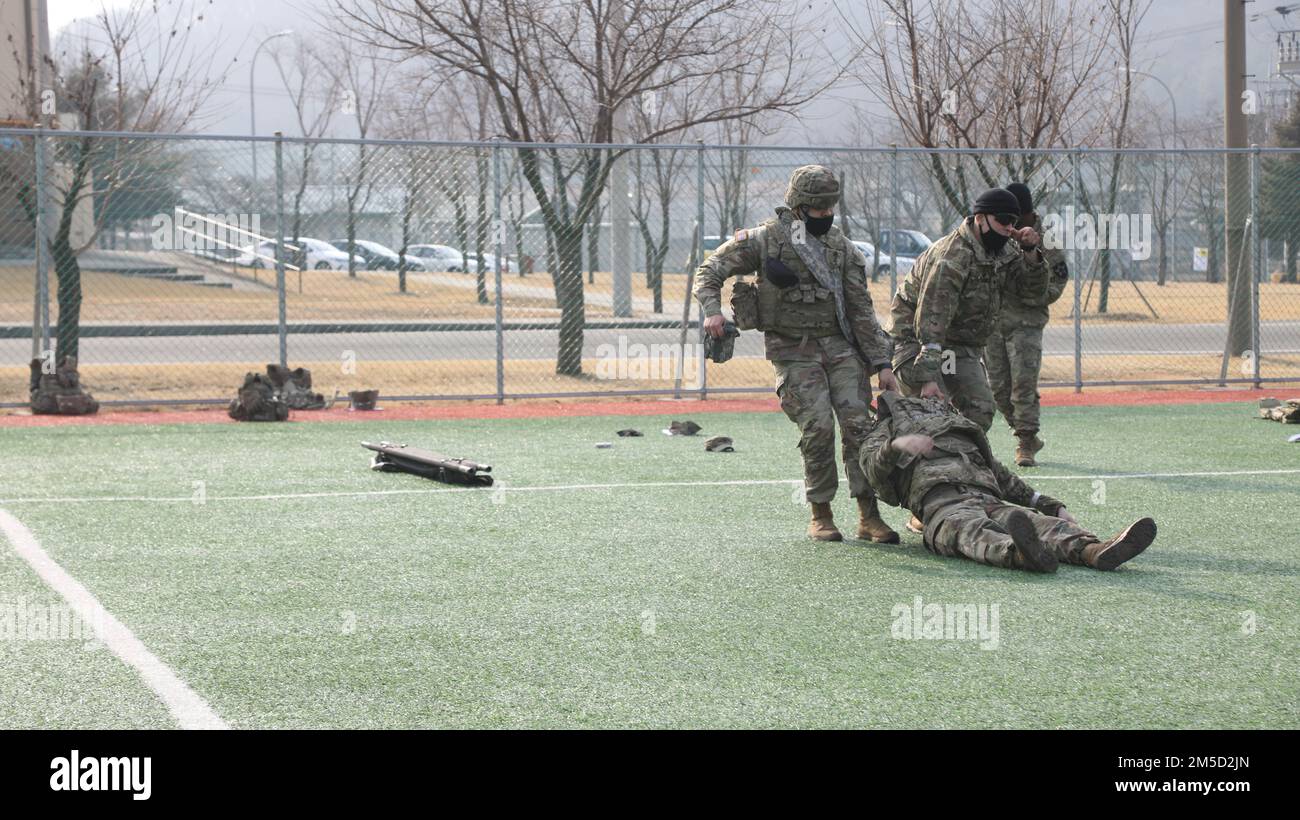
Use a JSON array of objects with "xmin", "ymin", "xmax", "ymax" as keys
[{"xmin": 2, "ymin": 128, "xmax": 1298, "ymax": 407}]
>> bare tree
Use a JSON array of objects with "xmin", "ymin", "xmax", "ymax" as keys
[
  {"xmin": 841, "ymin": 0, "xmax": 1115, "ymax": 213},
  {"xmin": 0, "ymin": 0, "xmax": 229, "ymax": 363},
  {"xmin": 325, "ymin": 38, "xmax": 393, "ymax": 278},
  {"xmin": 270, "ymin": 37, "xmax": 341, "ymax": 286},
  {"xmin": 337, "ymin": 0, "xmax": 828, "ymax": 376},
  {"xmin": 1090, "ymin": 0, "xmax": 1147, "ymax": 313}
]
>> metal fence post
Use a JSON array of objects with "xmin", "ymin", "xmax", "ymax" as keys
[
  {"xmin": 1250, "ymin": 144, "xmax": 1262, "ymax": 388},
  {"xmin": 33, "ymin": 127, "xmax": 50, "ymax": 360},
  {"xmin": 274, "ymin": 132, "xmax": 288, "ymax": 368},
  {"xmin": 697, "ymin": 140, "xmax": 707, "ymax": 400},
  {"xmin": 492, "ymin": 140, "xmax": 505, "ymax": 404},
  {"xmin": 889, "ymin": 144, "xmax": 899, "ymax": 296},
  {"xmin": 1072, "ymin": 149, "xmax": 1083, "ymax": 393}
]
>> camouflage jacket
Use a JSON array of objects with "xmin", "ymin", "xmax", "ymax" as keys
[
  {"xmin": 888, "ymin": 217, "xmax": 1050, "ymax": 381},
  {"xmin": 864, "ymin": 393, "xmax": 1063, "ymax": 515},
  {"xmin": 995, "ymin": 214, "xmax": 1070, "ymax": 331},
  {"xmin": 693, "ymin": 208, "xmax": 892, "ymax": 366}
]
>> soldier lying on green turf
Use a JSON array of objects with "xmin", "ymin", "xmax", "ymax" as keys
[{"xmin": 862, "ymin": 392, "xmax": 1157, "ymax": 573}]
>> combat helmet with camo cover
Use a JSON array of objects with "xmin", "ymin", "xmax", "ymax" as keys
[{"xmin": 784, "ymin": 164, "xmax": 841, "ymax": 212}]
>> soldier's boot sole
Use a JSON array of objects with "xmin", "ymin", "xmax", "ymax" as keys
[
  {"xmin": 1006, "ymin": 510, "xmax": 1058, "ymax": 573},
  {"xmin": 808, "ymin": 502, "xmax": 843, "ymax": 542},
  {"xmin": 906, "ymin": 515, "xmax": 924, "ymax": 535},
  {"xmin": 1085, "ymin": 517, "xmax": 1157, "ymax": 570}
]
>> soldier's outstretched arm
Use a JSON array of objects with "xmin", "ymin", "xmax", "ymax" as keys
[
  {"xmin": 863, "ymin": 417, "xmax": 904, "ymax": 507},
  {"xmin": 910, "ymin": 255, "xmax": 966, "ymax": 384},
  {"xmin": 1009, "ymin": 243, "xmax": 1051, "ymax": 304},
  {"xmin": 1043, "ymin": 248, "xmax": 1070, "ymax": 306},
  {"xmin": 693, "ymin": 230, "xmax": 763, "ymax": 321},
  {"xmin": 992, "ymin": 456, "xmax": 1065, "ymax": 516},
  {"xmin": 843, "ymin": 246, "xmax": 895, "ymax": 373}
]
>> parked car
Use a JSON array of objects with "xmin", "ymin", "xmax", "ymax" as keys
[
  {"xmin": 877, "ymin": 229, "xmax": 933, "ymax": 274},
  {"xmin": 329, "ymin": 239, "xmax": 429, "ymax": 271},
  {"xmin": 235, "ymin": 237, "xmax": 361, "ymax": 271},
  {"xmin": 851, "ymin": 240, "xmax": 896, "ymax": 279},
  {"xmin": 406, "ymin": 244, "xmax": 467, "ymax": 272},
  {"xmin": 463, "ymin": 252, "xmax": 517, "ymax": 275}
]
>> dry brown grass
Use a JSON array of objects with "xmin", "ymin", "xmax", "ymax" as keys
[
  {"xmin": 4, "ymin": 352, "xmax": 1297, "ymax": 407},
  {"xmin": 5, "ymin": 263, "xmax": 1297, "ymax": 326}
]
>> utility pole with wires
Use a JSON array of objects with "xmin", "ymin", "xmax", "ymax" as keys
[{"xmin": 1224, "ymin": 0, "xmax": 1253, "ymax": 359}]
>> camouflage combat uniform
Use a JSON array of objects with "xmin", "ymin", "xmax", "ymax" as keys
[
  {"xmin": 888, "ymin": 217, "xmax": 1050, "ymax": 431},
  {"xmin": 862, "ymin": 393, "xmax": 1106, "ymax": 571},
  {"xmin": 693, "ymin": 169, "xmax": 892, "ymax": 512},
  {"xmin": 983, "ymin": 214, "xmax": 1069, "ymax": 445}
]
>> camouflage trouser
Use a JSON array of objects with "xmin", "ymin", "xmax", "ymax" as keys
[
  {"xmin": 774, "ymin": 355, "xmax": 876, "ymax": 504},
  {"xmin": 894, "ymin": 345, "xmax": 996, "ymax": 432},
  {"xmin": 984, "ymin": 325, "xmax": 1044, "ymax": 435},
  {"xmin": 920, "ymin": 485, "xmax": 1098, "ymax": 570}
]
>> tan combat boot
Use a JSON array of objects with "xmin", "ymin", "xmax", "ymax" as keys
[
  {"xmin": 856, "ymin": 496, "xmax": 900, "ymax": 543},
  {"xmin": 808, "ymin": 502, "xmax": 843, "ymax": 541},
  {"xmin": 1014, "ymin": 433, "xmax": 1044, "ymax": 467},
  {"xmin": 1082, "ymin": 518, "xmax": 1157, "ymax": 570}
]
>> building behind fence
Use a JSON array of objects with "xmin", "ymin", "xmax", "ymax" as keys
[{"xmin": 1, "ymin": 128, "xmax": 1298, "ymax": 407}]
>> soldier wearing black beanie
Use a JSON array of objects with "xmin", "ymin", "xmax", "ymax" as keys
[{"xmin": 887, "ymin": 187, "xmax": 1050, "ymax": 436}]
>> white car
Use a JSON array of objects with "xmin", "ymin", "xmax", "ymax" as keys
[
  {"xmin": 407, "ymin": 244, "xmax": 468, "ymax": 272},
  {"xmin": 852, "ymin": 241, "xmax": 897, "ymax": 278},
  {"xmin": 878, "ymin": 229, "xmax": 933, "ymax": 275},
  {"xmin": 235, "ymin": 237, "xmax": 361, "ymax": 271},
  {"xmin": 466, "ymin": 252, "xmax": 517, "ymax": 275}
]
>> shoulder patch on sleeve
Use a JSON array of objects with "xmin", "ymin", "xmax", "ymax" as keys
[{"xmin": 733, "ymin": 228, "xmax": 749, "ymax": 242}]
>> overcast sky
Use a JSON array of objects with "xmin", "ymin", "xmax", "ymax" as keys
[
  {"xmin": 42, "ymin": 0, "xmax": 1300, "ymax": 145},
  {"xmin": 48, "ymin": 0, "xmax": 133, "ymax": 34}
]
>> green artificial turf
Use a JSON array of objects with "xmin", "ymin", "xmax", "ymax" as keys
[{"xmin": 0, "ymin": 402, "xmax": 1296, "ymax": 728}]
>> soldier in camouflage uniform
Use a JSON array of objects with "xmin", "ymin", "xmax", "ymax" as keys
[
  {"xmin": 695, "ymin": 165, "xmax": 900, "ymax": 543},
  {"xmin": 862, "ymin": 392, "xmax": 1157, "ymax": 573},
  {"xmin": 889, "ymin": 188, "xmax": 1050, "ymax": 432},
  {"xmin": 984, "ymin": 183, "xmax": 1070, "ymax": 467}
]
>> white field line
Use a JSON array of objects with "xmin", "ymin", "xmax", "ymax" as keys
[
  {"xmin": 0, "ymin": 468, "xmax": 1297, "ymax": 505},
  {"xmin": 0, "ymin": 509, "xmax": 228, "ymax": 730}
]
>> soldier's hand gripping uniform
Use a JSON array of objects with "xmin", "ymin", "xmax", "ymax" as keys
[
  {"xmin": 694, "ymin": 165, "xmax": 899, "ymax": 543},
  {"xmin": 983, "ymin": 183, "xmax": 1069, "ymax": 467},
  {"xmin": 861, "ymin": 393, "xmax": 1157, "ymax": 573},
  {"xmin": 888, "ymin": 188, "xmax": 1051, "ymax": 432}
]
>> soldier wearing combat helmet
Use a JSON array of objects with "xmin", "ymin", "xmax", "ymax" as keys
[{"xmin": 694, "ymin": 165, "xmax": 900, "ymax": 543}]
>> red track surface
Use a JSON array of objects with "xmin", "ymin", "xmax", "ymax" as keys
[{"xmin": 0, "ymin": 387, "xmax": 1283, "ymax": 428}]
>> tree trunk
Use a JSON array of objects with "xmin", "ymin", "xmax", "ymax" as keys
[
  {"xmin": 587, "ymin": 207, "xmax": 600, "ymax": 285},
  {"xmin": 52, "ymin": 234, "xmax": 81, "ymax": 362},
  {"xmin": 1156, "ymin": 221, "xmax": 1169, "ymax": 286},
  {"xmin": 551, "ymin": 222, "xmax": 586, "ymax": 376},
  {"xmin": 1206, "ymin": 221, "xmax": 1221, "ymax": 284},
  {"xmin": 475, "ymin": 149, "xmax": 489, "ymax": 304},
  {"xmin": 1285, "ymin": 238, "xmax": 1297, "ymax": 283},
  {"xmin": 346, "ymin": 200, "xmax": 358, "ymax": 278}
]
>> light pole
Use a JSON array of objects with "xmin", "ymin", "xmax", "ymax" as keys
[
  {"xmin": 250, "ymin": 30, "xmax": 293, "ymax": 187},
  {"xmin": 1120, "ymin": 68, "xmax": 1178, "ymax": 145},
  {"xmin": 1121, "ymin": 68, "xmax": 1178, "ymax": 284}
]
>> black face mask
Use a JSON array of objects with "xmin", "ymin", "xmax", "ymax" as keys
[
  {"xmin": 980, "ymin": 221, "xmax": 1011, "ymax": 255},
  {"xmin": 803, "ymin": 212, "xmax": 834, "ymax": 237}
]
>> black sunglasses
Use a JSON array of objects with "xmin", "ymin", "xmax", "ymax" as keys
[{"xmin": 991, "ymin": 213, "xmax": 1018, "ymax": 226}]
